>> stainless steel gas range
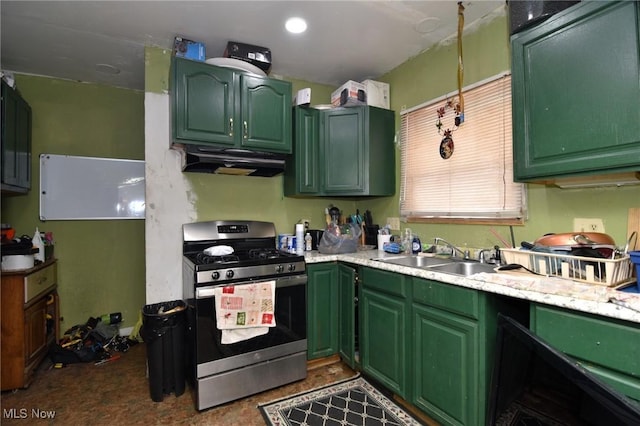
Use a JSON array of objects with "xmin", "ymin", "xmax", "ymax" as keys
[{"xmin": 182, "ymin": 220, "xmax": 307, "ymax": 411}]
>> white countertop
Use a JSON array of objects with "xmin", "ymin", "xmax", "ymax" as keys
[{"xmin": 304, "ymin": 249, "xmax": 640, "ymax": 324}]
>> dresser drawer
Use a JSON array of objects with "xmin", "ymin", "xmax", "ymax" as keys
[{"xmin": 25, "ymin": 263, "xmax": 57, "ymax": 303}]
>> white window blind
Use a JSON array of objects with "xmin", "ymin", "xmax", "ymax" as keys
[{"xmin": 400, "ymin": 73, "xmax": 525, "ymax": 221}]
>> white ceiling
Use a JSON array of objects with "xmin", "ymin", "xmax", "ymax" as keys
[{"xmin": 0, "ymin": 1, "xmax": 505, "ymax": 91}]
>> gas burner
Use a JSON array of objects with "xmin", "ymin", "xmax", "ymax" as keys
[
  {"xmin": 248, "ymin": 248, "xmax": 281, "ymax": 260},
  {"xmin": 195, "ymin": 252, "xmax": 240, "ymax": 265}
]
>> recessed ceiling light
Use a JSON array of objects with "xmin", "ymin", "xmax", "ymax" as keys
[
  {"xmin": 285, "ymin": 17, "xmax": 307, "ymax": 34},
  {"xmin": 414, "ymin": 17, "xmax": 441, "ymax": 34},
  {"xmin": 95, "ymin": 63, "xmax": 121, "ymax": 75}
]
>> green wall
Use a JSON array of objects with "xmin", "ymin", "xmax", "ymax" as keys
[{"xmin": 1, "ymin": 76, "xmax": 146, "ymax": 330}]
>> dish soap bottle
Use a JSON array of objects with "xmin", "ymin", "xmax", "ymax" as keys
[
  {"xmin": 33, "ymin": 227, "xmax": 45, "ymax": 263},
  {"xmin": 411, "ymin": 235, "xmax": 422, "ymax": 255}
]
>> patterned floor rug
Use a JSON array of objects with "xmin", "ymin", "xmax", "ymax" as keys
[{"xmin": 258, "ymin": 374, "xmax": 423, "ymax": 426}]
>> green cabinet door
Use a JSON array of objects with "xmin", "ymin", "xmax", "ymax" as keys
[
  {"xmin": 240, "ymin": 75, "xmax": 292, "ymax": 153},
  {"xmin": 285, "ymin": 106, "xmax": 395, "ymax": 196},
  {"xmin": 284, "ymin": 107, "xmax": 319, "ymax": 195},
  {"xmin": 338, "ymin": 263, "xmax": 356, "ymax": 368},
  {"xmin": 411, "ymin": 278, "xmax": 505, "ymax": 426},
  {"xmin": 173, "ymin": 58, "xmax": 237, "ymax": 146},
  {"xmin": 306, "ymin": 263, "xmax": 339, "ymax": 360},
  {"xmin": 322, "ymin": 106, "xmax": 396, "ymax": 196},
  {"xmin": 512, "ymin": 1, "xmax": 640, "ymax": 181},
  {"xmin": 172, "ymin": 57, "xmax": 292, "ymax": 153},
  {"xmin": 360, "ymin": 267, "xmax": 410, "ymax": 398},
  {"xmin": 322, "ymin": 107, "xmax": 366, "ymax": 193},
  {"xmin": 412, "ymin": 302, "xmax": 479, "ymax": 426},
  {"xmin": 1, "ymin": 80, "xmax": 32, "ymax": 194}
]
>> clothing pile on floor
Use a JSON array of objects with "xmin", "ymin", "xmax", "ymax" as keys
[{"xmin": 49, "ymin": 315, "xmax": 138, "ymax": 366}]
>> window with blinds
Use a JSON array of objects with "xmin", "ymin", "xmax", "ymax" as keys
[{"xmin": 399, "ymin": 73, "xmax": 526, "ymax": 223}]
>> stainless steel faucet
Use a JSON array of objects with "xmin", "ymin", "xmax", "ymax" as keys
[{"xmin": 434, "ymin": 237, "xmax": 470, "ymax": 260}]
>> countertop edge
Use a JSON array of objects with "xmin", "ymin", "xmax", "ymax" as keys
[{"xmin": 305, "ymin": 250, "xmax": 640, "ymax": 324}]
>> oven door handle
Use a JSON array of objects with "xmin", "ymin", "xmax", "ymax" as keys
[
  {"xmin": 196, "ymin": 287, "xmax": 217, "ymax": 299},
  {"xmin": 195, "ymin": 275, "xmax": 307, "ymax": 299}
]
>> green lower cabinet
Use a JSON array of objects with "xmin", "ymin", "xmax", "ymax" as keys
[
  {"xmin": 338, "ymin": 263, "xmax": 357, "ymax": 368},
  {"xmin": 411, "ymin": 277, "xmax": 503, "ymax": 426},
  {"xmin": 412, "ymin": 303, "xmax": 479, "ymax": 425},
  {"xmin": 531, "ymin": 304, "xmax": 640, "ymax": 401},
  {"xmin": 360, "ymin": 267, "xmax": 410, "ymax": 398},
  {"xmin": 306, "ymin": 263, "xmax": 339, "ymax": 359}
]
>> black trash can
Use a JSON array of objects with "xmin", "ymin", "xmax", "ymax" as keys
[{"xmin": 141, "ymin": 300, "xmax": 186, "ymax": 402}]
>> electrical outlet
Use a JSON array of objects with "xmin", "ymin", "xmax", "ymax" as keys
[
  {"xmin": 573, "ymin": 218, "xmax": 605, "ymax": 233},
  {"xmin": 387, "ymin": 217, "xmax": 401, "ymax": 230}
]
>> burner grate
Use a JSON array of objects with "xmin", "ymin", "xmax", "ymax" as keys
[
  {"xmin": 195, "ymin": 253, "xmax": 240, "ymax": 265},
  {"xmin": 248, "ymin": 248, "xmax": 283, "ymax": 260}
]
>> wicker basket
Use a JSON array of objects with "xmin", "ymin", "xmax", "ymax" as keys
[{"xmin": 501, "ymin": 248, "xmax": 635, "ymax": 287}]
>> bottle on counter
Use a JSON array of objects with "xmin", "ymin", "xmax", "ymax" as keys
[
  {"xmin": 412, "ymin": 235, "xmax": 422, "ymax": 254},
  {"xmin": 33, "ymin": 227, "xmax": 45, "ymax": 263},
  {"xmin": 305, "ymin": 233, "xmax": 312, "ymax": 251}
]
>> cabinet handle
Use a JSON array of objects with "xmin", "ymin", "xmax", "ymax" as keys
[
  {"xmin": 243, "ymin": 121, "xmax": 248, "ymax": 139},
  {"xmin": 229, "ymin": 118, "xmax": 233, "ymax": 137}
]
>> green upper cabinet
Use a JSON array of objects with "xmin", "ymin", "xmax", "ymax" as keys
[
  {"xmin": 511, "ymin": 1, "xmax": 640, "ymax": 182},
  {"xmin": 284, "ymin": 107, "xmax": 320, "ymax": 195},
  {"xmin": 172, "ymin": 57, "xmax": 292, "ymax": 153},
  {"xmin": 284, "ymin": 105, "xmax": 395, "ymax": 196},
  {"xmin": 1, "ymin": 80, "xmax": 32, "ymax": 194}
]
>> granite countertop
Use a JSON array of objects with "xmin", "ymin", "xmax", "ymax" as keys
[{"xmin": 304, "ymin": 250, "xmax": 640, "ymax": 324}]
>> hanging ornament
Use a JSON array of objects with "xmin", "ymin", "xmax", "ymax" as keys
[
  {"xmin": 439, "ymin": 130, "xmax": 454, "ymax": 160},
  {"xmin": 436, "ymin": 98, "xmax": 460, "ymax": 159}
]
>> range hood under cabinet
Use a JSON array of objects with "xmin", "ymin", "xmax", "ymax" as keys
[{"xmin": 171, "ymin": 57, "xmax": 292, "ymax": 177}]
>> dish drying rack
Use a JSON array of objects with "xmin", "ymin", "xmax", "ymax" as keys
[{"xmin": 501, "ymin": 248, "xmax": 635, "ymax": 287}]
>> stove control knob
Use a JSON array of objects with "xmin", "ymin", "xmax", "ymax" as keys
[
  {"xmin": 288, "ymin": 264, "xmax": 296, "ymax": 272},
  {"xmin": 226, "ymin": 270, "xmax": 234, "ymax": 279},
  {"xmin": 211, "ymin": 271, "xmax": 220, "ymax": 280},
  {"xmin": 276, "ymin": 264, "xmax": 285, "ymax": 273}
]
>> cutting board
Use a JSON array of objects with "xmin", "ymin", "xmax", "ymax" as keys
[{"xmin": 628, "ymin": 207, "xmax": 640, "ymax": 251}]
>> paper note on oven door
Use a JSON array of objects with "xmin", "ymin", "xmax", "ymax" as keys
[{"xmin": 214, "ymin": 281, "xmax": 275, "ymax": 344}]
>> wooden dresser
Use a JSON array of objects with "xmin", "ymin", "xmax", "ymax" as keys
[{"xmin": 1, "ymin": 259, "xmax": 60, "ymax": 390}]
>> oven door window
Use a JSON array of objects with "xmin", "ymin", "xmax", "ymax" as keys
[{"xmin": 195, "ymin": 280, "xmax": 306, "ymax": 365}]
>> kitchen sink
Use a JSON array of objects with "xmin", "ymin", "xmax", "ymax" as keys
[
  {"xmin": 373, "ymin": 255, "xmax": 497, "ymax": 276},
  {"xmin": 428, "ymin": 261, "xmax": 497, "ymax": 276},
  {"xmin": 375, "ymin": 256, "xmax": 454, "ymax": 268}
]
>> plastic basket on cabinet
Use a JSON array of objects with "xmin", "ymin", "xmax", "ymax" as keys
[{"xmin": 501, "ymin": 248, "xmax": 635, "ymax": 287}]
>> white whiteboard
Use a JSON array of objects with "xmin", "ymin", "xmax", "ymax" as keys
[{"xmin": 39, "ymin": 154, "xmax": 145, "ymax": 220}]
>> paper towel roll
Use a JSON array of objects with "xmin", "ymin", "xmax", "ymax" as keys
[{"xmin": 295, "ymin": 223, "xmax": 305, "ymax": 255}]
